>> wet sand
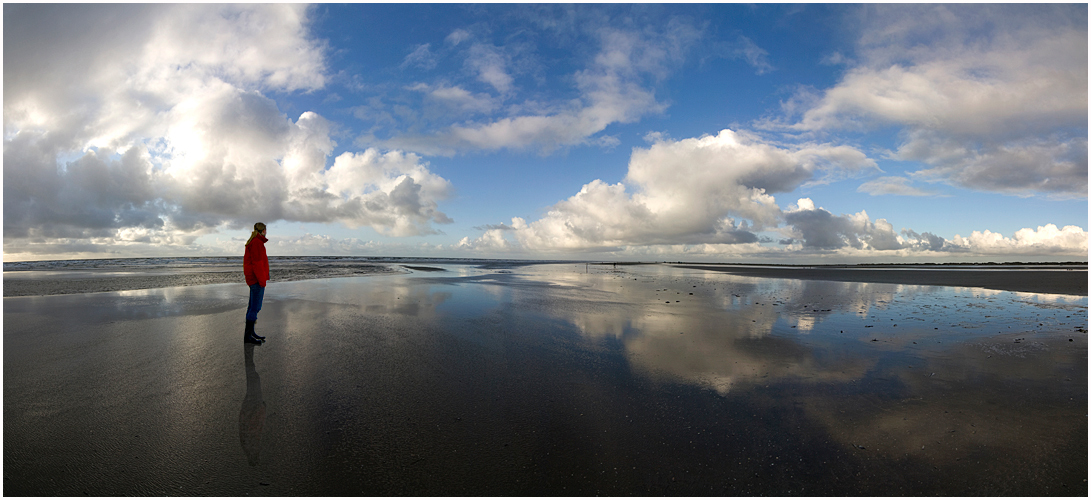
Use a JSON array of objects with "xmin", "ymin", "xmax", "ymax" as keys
[
  {"xmin": 674, "ymin": 264, "xmax": 1088, "ymax": 296},
  {"xmin": 4, "ymin": 264, "xmax": 1087, "ymax": 495}
]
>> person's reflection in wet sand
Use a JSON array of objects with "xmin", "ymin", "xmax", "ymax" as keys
[{"xmin": 239, "ymin": 343, "xmax": 266, "ymax": 466}]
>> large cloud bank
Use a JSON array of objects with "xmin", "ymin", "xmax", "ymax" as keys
[
  {"xmin": 782, "ymin": 199, "xmax": 1087, "ymax": 257},
  {"xmin": 461, "ymin": 131, "xmax": 1087, "ymax": 261},
  {"xmin": 4, "ymin": 4, "xmax": 453, "ymax": 257}
]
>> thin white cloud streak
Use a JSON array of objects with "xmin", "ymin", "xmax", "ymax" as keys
[
  {"xmin": 446, "ymin": 29, "xmax": 472, "ymax": 46},
  {"xmin": 732, "ymin": 35, "xmax": 774, "ymax": 75},
  {"xmin": 857, "ymin": 176, "xmax": 944, "ymax": 197},
  {"xmin": 382, "ymin": 21, "xmax": 700, "ymax": 155},
  {"xmin": 466, "ymin": 43, "xmax": 515, "ymax": 94},
  {"xmin": 409, "ymin": 83, "xmax": 500, "ymax": 116},
  {"xmin": 769, "ymin": 4, "xmax": 1087, "ymax": 197},
  {"xmin": 401, "ymin": 44, "xmax": 438, "ymax": 70},
  {"xmin": 4, "ymin": 4, "xmax": 455, "ymax": 257}
]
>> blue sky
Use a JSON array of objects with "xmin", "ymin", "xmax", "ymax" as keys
[{"xmin": 4, "ymin": 4, "xmax": 1087, "ymax": 263}]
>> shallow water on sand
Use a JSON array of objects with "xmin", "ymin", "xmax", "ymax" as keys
[{"xmin": 4, "ymin": 263, "xmax": 1087, "ymax": 495}]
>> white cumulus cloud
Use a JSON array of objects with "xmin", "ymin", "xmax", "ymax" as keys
[
  {"xmin": 4, "ymin": 4, "xmax": 454, "ymax": 257},
  {"xmin": 949, "ymin": 224, "xmax": 1088, "ymax": 256},
  {"xmin": 461, "ymin": 129, "xmax": 875, "ymax": 252},
  {"xmin": 783, "ymin": 199, "xmax": 905, "ymax": 251}
]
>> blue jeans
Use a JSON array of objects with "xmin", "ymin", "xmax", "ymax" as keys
[{"xmin": 246, "ymin": 284, "xmax": 265, "ymax": 322}]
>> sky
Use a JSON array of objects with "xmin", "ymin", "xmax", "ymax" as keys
[{"xmin": 3, "ymin": 3, "xmax": 1088, "ymax": 263}]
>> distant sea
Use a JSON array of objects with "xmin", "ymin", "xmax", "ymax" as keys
[
  {"xmin": 2, "ymin": 256, "xmax": 570, "ymax": 272},
  {"xmin": 2, "ymin": 256, "xmax": 586, "ymax": 297}
]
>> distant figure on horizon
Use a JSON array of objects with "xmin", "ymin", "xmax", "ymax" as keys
[{"xmin": 243, "ymin": 222, "xmax": 269, "ymax": 344}]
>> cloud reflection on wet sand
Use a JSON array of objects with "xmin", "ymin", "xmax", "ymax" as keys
[{"xmin": 524, "ymin": 265, "xmax": 1086, "ymax": 474}]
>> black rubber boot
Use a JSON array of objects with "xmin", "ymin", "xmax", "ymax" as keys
[
  {"xmin": 248, "ymin": 321, "xmax": 265, "ymax": 341},
  {"xmin": 244, "ymin": 321, "xmax": 263, "ymax": 344}
]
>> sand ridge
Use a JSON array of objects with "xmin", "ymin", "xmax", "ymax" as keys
[{"xmin": 673, "ymin": 264, "xmax": 1088, "ymax": 296}]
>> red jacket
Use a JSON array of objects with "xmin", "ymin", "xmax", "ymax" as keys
[{"xmin": 244, "ymin": 234, "xmax": 269, "ymax": 287}]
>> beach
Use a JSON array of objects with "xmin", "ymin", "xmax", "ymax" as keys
[{"xmin": 4, "ymin": 262, "xmax": 1087, "ymax": 495}]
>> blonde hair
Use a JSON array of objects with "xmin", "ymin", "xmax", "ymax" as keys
[{"xmin": 246, "ymin": 222, "xmax": 266, "ymax": 246}]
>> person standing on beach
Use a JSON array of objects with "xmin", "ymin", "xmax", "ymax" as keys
[{"xmin": 243, "ymin": 222, "xmax": 269, "ymax": 344}]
